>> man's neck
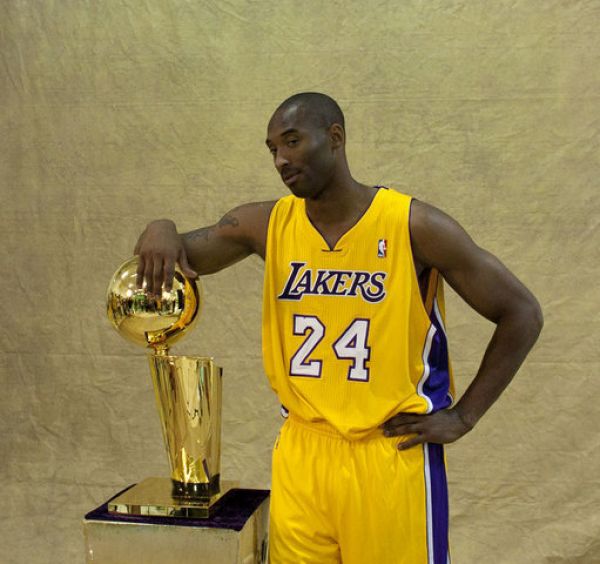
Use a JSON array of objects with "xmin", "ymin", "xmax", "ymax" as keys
[
  {"xmin": 304, "ymin": 177, "xmax": 378, "ymax": 249},
  {"xmin": 305, "ymin": 176, "xmax": 375, "ymax": 225}
]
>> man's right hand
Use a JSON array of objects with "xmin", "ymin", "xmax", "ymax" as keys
[
  {"xmin": 133, "ymin": 202, "xmax": 275, "ymax": 295},
  {"xmin": 133, "ymin": 219, "xmax": 198, "ymax": 295}
]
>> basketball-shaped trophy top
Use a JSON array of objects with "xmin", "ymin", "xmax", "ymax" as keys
[{"xmin": 106, "ymin": 256, "xmax": 201, "ymax": 351}]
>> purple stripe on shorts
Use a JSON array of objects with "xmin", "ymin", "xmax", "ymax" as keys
[
  {"xmin": 422, "ymin": 300, "xmax": 452, "ymax": 412},
  {"xmin": 426, "ymin": 442, "xmax": 449, "ymax": 564}
]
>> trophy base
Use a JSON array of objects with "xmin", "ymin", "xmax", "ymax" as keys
[
  {"xmin": 172, "ymin": 475, "xmax": 220, "ymax": 499},
  {"xmin": 108, "ymin": 477, "xmax": 234, "ymax": 519}
]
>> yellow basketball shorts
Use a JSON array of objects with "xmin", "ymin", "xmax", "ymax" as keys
[{"xmin": 269, "ymin": 415, "xmax": 450, "ymax": 564}]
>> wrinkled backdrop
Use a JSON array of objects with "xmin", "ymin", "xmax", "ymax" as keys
[{"xmin": 1, "ymin": 1, "xmax": 599, "ymax": 562}]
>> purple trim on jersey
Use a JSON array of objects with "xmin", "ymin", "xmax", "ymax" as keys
[
  {"xmin": 425, "ymin": 443, "xmax": 450, "ymax": 564},
  {"xmin": 422, "ymin": 299, "xmax": 452, "ymax": 412}
]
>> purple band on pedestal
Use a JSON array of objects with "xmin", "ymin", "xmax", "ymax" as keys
[{"xmin": 84, "ymin": 486, "xmax": 270, "ymax": 532}]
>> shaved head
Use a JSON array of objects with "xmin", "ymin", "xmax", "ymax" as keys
[
  {"xmin": 272, "ymin": 92, "xmax": 345, "ymax": 133},
  {"xmin": 265, "ymin": 92, "xmax": 348, "ymax": 199}
]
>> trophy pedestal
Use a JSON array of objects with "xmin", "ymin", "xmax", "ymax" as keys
[
  {"xmin": 108, "ymin": 477, "xmax": 230, "ymax": 519},
  {"xmin": 103, "ymin": 263, "xmax": 265, "ymax": 562},
  {"xmin": 83, "ymin": 484, "xmax": 270, "ymax": 564}
]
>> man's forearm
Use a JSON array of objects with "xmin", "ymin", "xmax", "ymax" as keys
[{"xmin": 453, "ymin": 301, "xmax": 543, "ymax": 429}]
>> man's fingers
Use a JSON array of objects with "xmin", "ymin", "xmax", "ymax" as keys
[
  {"xmin": 163, "ymin": 260, "xmax": 176, "ymax": 293},
  {"xmin": 381, "ymin": 413, "xmax": 423, "ymax": 427},
  {"xmin": 136, "ymin": 256, "xmax": 146, "ymax": 289},
  {"xmin": 383, "ymin": 422, "xmax": 421, "ymax": 437},
  {"xmin": 142, "ymin": 257, "xmax": 154, "ymax": 294},
  {"xmin": 178, "ymin": 250, "xmax": 199, "ymax": 280},
  {"xmin": 381, "ymin": 415, "xmax": 423, "ymax": 434},
  {"xmin": 135, "ymin": 253, "xmax": 191, "ymax": 294},
  {"xmin": 152, "ymin": 258, "xmax": 164, "ymax": 295},
  {"xmin": 397, "ymin": 435, "xmax": 424, "ymax": 451}
]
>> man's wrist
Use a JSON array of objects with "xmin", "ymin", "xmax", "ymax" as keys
[{"xmin": 452, "ymin": 406, "xmax": 478, "ymax": 432}]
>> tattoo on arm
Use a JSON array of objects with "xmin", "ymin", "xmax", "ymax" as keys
[
  {"xmin": 184, "ymin": 227, "xmax": 211, "ymax": 241},
  {"xmin": 183, "ymin": 212, "xmax": 239, "ymax": 243},
  {"xmin": 218, "ymin": 213, "xmax": 240, "ymax": 228}
]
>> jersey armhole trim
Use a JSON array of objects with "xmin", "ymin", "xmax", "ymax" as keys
[
  {"xmin": 408, "ymin": 198, "xmax": 440, "ymax": 323},
  {"xmin": 263, "ymin": 198, "xmax": 284, "ymax": 273}
]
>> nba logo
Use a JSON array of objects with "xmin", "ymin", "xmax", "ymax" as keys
[{"xmin": 377, "ymin": 239, "xmax": 387, "ymax": 258}]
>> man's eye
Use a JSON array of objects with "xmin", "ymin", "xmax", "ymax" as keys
[{"xmin": 287, "ymin": 139, "xmax": 298, "ymax": 147}]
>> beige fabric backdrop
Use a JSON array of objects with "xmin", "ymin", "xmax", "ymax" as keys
[{"xmin": 1, "ymin": 1, "xmax": 599, "ymax": 562}]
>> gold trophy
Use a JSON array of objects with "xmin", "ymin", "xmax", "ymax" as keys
[{"xmin": 105, "ymin": 257, "xmax": 229, "ymax": 518}]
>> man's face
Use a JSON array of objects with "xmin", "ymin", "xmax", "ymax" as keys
[{"xmin": 265, "ymin": 104, "xmax": 336, "ymax": 199}]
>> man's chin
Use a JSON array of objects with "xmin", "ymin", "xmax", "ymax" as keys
[
  {"xmin": 286, "ymin": 182, "xmax": 312, "ymax": 199},
  {"xmin": 290, "ymin": 183, "xmax": 327, "ymax": 202}
]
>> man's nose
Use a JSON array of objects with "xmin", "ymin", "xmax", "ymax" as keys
[{"xmin": 275, "ymin": 150, "xmax": 289, "ymax": 172}]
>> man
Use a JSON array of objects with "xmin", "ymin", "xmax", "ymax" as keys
[{"xmin": 134, "ymin": 92, "xmax": 543, "ymax": 563}]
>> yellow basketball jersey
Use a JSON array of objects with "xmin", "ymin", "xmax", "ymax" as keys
[{"xmin": 262, "ymin": 188, "xmax": 454, "ymax": 440}]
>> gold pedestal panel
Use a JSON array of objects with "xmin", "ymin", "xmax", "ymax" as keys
[{"xmin": 83, "ymin": 487, "xmax": 270, "ymax": 564}]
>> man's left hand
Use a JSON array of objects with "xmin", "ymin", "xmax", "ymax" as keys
[{"xmin": 381, "ymin": 409, "xmax": 472, "ymax": 450}]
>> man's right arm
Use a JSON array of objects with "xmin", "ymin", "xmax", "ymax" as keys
[{"xmin": 134, "ymin": 201, "xmax": 276, "ymax": 294}]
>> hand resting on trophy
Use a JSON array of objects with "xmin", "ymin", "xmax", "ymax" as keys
[
  {"xmin": 107, "ymin": 256, "xmax": 201, "ymax": 353},
  {"xmin": 106, "ymin": 256, "xmax": 225, "ymax": 516},
  {"xmin": 133, "ymin": 219, "xmax": 198, "ymax": 296}
]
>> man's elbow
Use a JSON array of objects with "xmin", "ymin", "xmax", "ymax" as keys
[{"xmin": 522, "ymin": 295, "xmax": 544, "ymax": 343}]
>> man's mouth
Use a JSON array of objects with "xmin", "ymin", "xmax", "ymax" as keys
[
  {"xmin": 282, "ymin": 169, "xmax": 301, "ymax": 185},
  {"xmin": 283, "ymin": 172, "xmax": 301, "ymax": 186}
]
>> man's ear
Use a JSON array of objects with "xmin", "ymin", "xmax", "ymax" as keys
[{"xmin": 329, "ymin": 123, "xmax": 345, "ymax": 149}]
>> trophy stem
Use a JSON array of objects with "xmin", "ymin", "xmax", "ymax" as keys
[
  {"xmin": 153, "ymin": 344, "xmax": 170, "ymax": 356},
  {"xmin": 148, "ymin": 354, "xmax": 223, "ymax": 503}
]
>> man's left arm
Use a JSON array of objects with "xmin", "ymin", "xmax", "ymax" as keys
[{"xmin": 382, "ymin": 200, "xmax": 543, "ymax": 449}]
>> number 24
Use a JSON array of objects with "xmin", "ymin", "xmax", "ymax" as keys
[{"xmin": 290, "ymin": 315, "xmax": 371, "ymax": 382}]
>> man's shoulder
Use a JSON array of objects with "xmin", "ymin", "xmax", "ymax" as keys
[
  {"xmin": 266, "ymin": 194, "xmax": 303, "ymax": 220},
  {"xmin": 231, "ymin": 200, "xmax": 279, "ymax": 225},
  {"xmin": 374, "ymin": 185, "xmax": 412, "ymax": 202},
  {"xmin": 373, "ymin": 187, "xmax": 414, "ymax": 219}
]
